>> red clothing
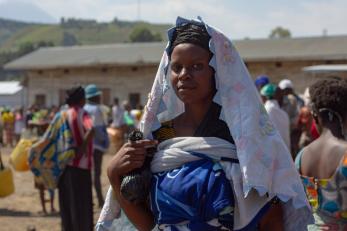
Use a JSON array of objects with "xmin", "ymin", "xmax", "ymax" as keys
[
  {"xmin": 310, "ymin": 120, "xmax": 320, "ymax": 140},
  {"xmin": 67, "ymin": 106, "xmax": 93, "ymax": 170}
]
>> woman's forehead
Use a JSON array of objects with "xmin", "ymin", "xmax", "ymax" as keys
[{"xmin": 170, "ymin": 43, "xmax": 210, "ymax": 61}]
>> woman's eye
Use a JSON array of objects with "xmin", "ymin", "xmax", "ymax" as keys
[
  {"xmin": 171, "ymin": 64, "xmax": 182, "ymax": 73},
  {"xmin": 192, "ymin": 64, "xmax": 203, "ymax": 70}
]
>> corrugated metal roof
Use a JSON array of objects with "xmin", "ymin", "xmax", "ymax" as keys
[
  {"xmin": 0, "ymin": 81, "xmax": 22, "ymax": 95},
  {"xmin": 4, "ymin": 35, "xmax": 347, "ymax": 70}
]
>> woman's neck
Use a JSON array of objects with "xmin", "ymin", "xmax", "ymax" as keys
[
  {"xmin": 320, "ymin": 121, "xmax": 344, "ymax": 139},
  {"xmin": 320, "ymin": 127, "xmax": 343, "ymax": 140},
  {"xmin": 183, "ymin": 101, "xmax": 212, "ymax": 127}
]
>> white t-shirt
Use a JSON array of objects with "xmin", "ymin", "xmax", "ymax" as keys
[
  {"xmin": 112, "ymin": 105, "xmax": 125, "ymax": 128},
  {"xmin": 264, "ymin": 100, "xmax": 291, "ymax": 150}
]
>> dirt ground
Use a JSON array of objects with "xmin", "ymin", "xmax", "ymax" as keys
[{"xmin": 0, "ymin": 146, "xmax": 115, "ymax": 231}]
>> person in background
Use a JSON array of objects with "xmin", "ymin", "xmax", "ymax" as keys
[
  {"xmin": 110, "ymin": 98, "xmax": 126, "ymax": 152},
  {"xmin": 25, "ymin": 105, "xmax": 37, "ymax": 127},
  {"xmin": 84, "ymin": 84, "xmax": 110, "ymax": 208},
  {"xmin": 14, "ymin": 107, "xmax": 25, "ymax": 143},
  {"xmin": 261, "ymin": 83, "xmax": 291, "ymax": 150},
  {"xmin": 130, "ymin": 104, "xmax": 143, "ymax": 128},
  {"xmin": 279, "ymin": 79, "xmax": 303, "ymax": 156},
  {"xmin": 297, "ymin": 106, "xmax": 319, "ymax": 150},
  {"xmin": 122, "ymin": 101, "xmax": 135, "ymax": 135},
  {"xmin": 278, "ymin": 79, "xmax": 301, "ymax": 126},
  {"xmin": 57, "ymin": 86, "xmax": 94, "ymax": 231},
  {"xmin": 255, "ymin": 75, "xmax": 270, "ymax": 91},
  {"xmin": 34, "ymin": 175, "xmax": 56, "ymax": 215},
  {"xmin": 255, "ymin": 75, "xmax": 270, "ymax": 103},
  {"xmin": 2, "ymin": 108, "xmax": 15, "ymax": 147},
  {"xmin": 48, "ymin": 105, "xmax": 59, "ymax": 121},
  {"xmin": 295, "ymin": 78, "xmax": 347, "ymax": 229},
  {"xmin": 111, "ymin": 98, "xmax": 125, "ymax": 129}
]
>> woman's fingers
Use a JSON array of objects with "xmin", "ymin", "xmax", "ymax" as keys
[
  {"xmin": 131, "ymin": 139, "xmax": 158, "ymax": 148},
  {"xmin": 109, "ymin": 139, "xmax": 156, "ymax": 176}
]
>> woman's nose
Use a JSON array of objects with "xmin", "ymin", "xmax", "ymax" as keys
[{"xmin": 178, "ymin": 67, "xmax": 192, "ymax": 80}]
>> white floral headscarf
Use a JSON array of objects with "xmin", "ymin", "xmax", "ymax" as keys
[
  {"xmin": 97, "ymin": 17, "xmax": 313, "ymax": 231},
  {"xmin": 140, "ymin": 16, "xmax": 313, "ymax": 230}
]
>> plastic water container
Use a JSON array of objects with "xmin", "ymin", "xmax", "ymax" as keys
[
  {"xmin": 0, "ymin": 167, "xmax": 15, "ymax": 197},
  {"xmin": 10, "ymin": 139, "xmax": 32, "ymax": 171}
]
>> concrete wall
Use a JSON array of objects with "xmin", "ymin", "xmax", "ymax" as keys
[
  {"xmin": 26, "ymin": 65, "xmax": 157, "ymax": 107},
  {"xmin": 25, "ymin": 59, "xmax": 347, "ymax": 108}
]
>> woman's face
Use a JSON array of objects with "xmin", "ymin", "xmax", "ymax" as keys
[{"xmin": 170, "ymin": 43, "xmax": 215, "ymax": 105}]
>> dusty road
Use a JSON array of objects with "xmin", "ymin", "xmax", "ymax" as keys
[{"xmin": 0, "ymin": 146, "xmax": 114, "ymax": 231}]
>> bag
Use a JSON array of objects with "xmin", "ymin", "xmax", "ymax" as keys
[
  {"xmin": 0, "ymin": 151, "xmax": 15, "ymax": 197},
  {"xmin": 10, "ymin": 139, "xmax": 33, "ymax": 171},
  {"xmin": 94, "ymin": 106, "xmax": 110, "ymax": 150},
  {"xmin": 94, "ymin": 125, "xmax": 110, "ymax": 150},
  {"xmin": 28, "ymin": 111, "xmax": 76, "ymax": 190}
]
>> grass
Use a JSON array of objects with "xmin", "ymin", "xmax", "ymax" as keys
[{"xmin": 0, "ymin": 18, "xmax": 172, "ymax": 51}]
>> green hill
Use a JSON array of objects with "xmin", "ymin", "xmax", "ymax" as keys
[
  {"xmin": 0, "ymin": 17, "xmax": 172, "ymax": 80},
  {"xmin": 0, "ymin": 17, "xmax": 171, "ymax": 51}
]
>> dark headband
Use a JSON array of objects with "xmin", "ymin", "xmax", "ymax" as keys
[{"xmin": 169, "ymin": 23, "xmax": 211, "ymax": 56}]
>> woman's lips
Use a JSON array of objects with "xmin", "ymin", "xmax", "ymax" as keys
[{"xmin": 177, "ymin": 84, "xmax": 194, "ymax": 90}]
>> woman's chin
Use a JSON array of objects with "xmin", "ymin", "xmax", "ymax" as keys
[{"xmin": 177, "ymin": 93, "xmax": 194, "ymax": 103}]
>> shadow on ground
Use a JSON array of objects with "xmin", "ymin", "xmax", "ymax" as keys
[{"xmin": 0, "ymin": 208, "xmax": 59, "ymax": 217}]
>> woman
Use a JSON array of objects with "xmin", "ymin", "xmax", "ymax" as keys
[
  {"xmin": 2, "ymin": 108, "xmax": 15, "ymax": 147},
  {"xmin": 297, "ymin": 106, "xmax": 319, "ymax": 151},
  {"xmin": 14, "ymin": 107, "xmax": 25, "ymax": 143},
  {"xmin": 295, "ymin": 79, "xmax": 347, "ymax": 230},
  {"xmin": 31, "ymin": 86, "xmax": 95, "ymax": 230},
  {"xmin": 102, "ymin": 17, "xmax": 312, "ymax": 231}
]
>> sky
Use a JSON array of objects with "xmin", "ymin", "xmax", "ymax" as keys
[{"xmin": 0, "ymin": 0, "xmax": 346, "ymax": 39}]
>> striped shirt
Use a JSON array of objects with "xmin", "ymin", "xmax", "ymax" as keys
[{"xmin": 66, "ymin": 106, "xmax": 94, "ymax": 170}]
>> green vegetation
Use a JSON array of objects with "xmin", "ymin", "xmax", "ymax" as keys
[
  {"xmin": 130, "ymin": 26, "xmax": 162, "ymax": 42},
  {"xmin": 269, "ymin": 26, "xmax": 291, "ymax": 39},
  {"xmin": 0, "ymin": 17, "xmax": 171, "ymax": 80},
  {"xmin": 0, "ymin": 17, "xmax": 171, "ymax": 51}
]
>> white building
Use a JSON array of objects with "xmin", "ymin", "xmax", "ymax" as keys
[
  {"xmin": 0, "ymin": 81, "xmax": 26, "ymax": 108},
  {"xmin": 4, "ymin": 35, "xmax": 347, "ymax": 108}
]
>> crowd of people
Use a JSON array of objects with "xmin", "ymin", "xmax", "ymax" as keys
[
  {"xmin": 2, "ymin": 16, "xmax": 347, "ymax": 231},
  {"xmin": 0, "ymin": 84, "xmax": 144, "ymax": 230},
  {"xmin": 255, "ymin": 75, "xmax": 319, "ymax": 159}
]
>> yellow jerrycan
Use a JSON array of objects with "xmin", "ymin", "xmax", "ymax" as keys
[
  {"xmin": 0, "ymin": 151, "xmax": 15, "ymax": 197},
  {"xmin": 10, "ymin": 139, "xmax": 32, "ymax": 171}
]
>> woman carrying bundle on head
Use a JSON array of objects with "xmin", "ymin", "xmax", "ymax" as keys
[{"xmin": 100, "ymin": 17, "xmax": 313, "ymax": 231}]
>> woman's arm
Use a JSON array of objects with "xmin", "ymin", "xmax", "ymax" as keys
[
  {"xmin": 107, "ymin": 140, "xmax": 157, "ymax": 231},
  {"xmin": 258, "ymin": 202, "xmax": 284, "ymax": 231},
  {"xmin": 109, "ymin": 173, "xmax": 154, "ymax": 231},
  {"xmin": 31, "ymin": 138, "xmax": 51, "ymax": 153}
]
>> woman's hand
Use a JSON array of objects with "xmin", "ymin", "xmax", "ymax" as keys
[
  {"xmin": 107, "ymin": 139, "xmax": 158, "ymax": 186},
  {"xmin": 76, "ymin": 128, "xmax": 95, "ymax": 157},
  {"xmin": 106, "ymin": 139, "xmax": 157, "ymax": 231}
]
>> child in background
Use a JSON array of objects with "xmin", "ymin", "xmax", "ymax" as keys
[{"xmin": 33, "ymin": 176, "xmax": 56, "ymax": 214}]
